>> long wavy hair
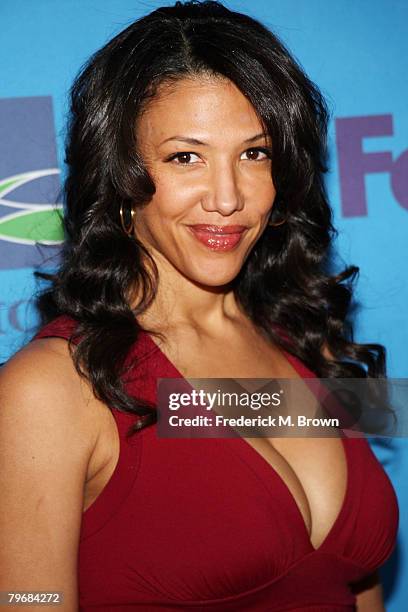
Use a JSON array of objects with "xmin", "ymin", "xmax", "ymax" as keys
[{"xmin": 36, "ymin": 0, "xmax": 386, "ymax": 435}]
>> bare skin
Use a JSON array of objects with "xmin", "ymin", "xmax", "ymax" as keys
[{"xmin": 0, "ymin": 76, "xmax": 385, "ymax": 610}]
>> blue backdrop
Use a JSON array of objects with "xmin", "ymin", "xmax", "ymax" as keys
[{"xmin": 1, "ymin": 1, "xmax": 407, "ymax": 608}]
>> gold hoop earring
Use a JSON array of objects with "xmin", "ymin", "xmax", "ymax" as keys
[
  {"xmin": 119, "ymin": 202, "xmax": 136, "ymax": 236},
  {"xmin": 268, "ymin": 217, "xmax": 287, "ymax": 227},
  {"xmin": 268, "ymin": 199, "xmax": 287, "ymax": 227}
]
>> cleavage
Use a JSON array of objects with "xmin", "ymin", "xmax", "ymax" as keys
[{"xmin": 244, "ymin": 436, "xmax": 348, "ymax": 550}]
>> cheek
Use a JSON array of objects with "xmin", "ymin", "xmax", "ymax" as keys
[
  {"xmin": 245, "ymin": 166, "xmax": 276, "ymax": 199},
  {"xmin": 255, "ymin": 182, "xmax": 277, "ymax": 214},
  {"xmin": 136, "ymin": 188, "xmax": 187, "ymax": 236},
  {"xmin": 145, "ymin": 183, "xmax": 204, "ymax": 230}
]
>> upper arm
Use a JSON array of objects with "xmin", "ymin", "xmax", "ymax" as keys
[
  {"xmin": 354, "ymin": 571, "xmax": 385, "ymax": 611},
  {"xmin": 0, "ymin": 339, "xmax": 98, "ymax": 610}
]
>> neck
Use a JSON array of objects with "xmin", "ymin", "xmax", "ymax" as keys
[{"xmin": 133, "ymin": 249, "xmax": 244, "ymax": 334}]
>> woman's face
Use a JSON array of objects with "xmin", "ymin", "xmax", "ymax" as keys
[{"xmin": 134, "ymin": 76, "xmax": 276, "ymax": 287}]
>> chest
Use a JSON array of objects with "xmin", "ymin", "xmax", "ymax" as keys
[
  {"xmin": 78, "ymin": 427, "xmax": 398, "ymax": 608},
  {"xmin": 245, "ymin": 436, "xmax": 347, "ymax": 549},
  {"xmin": 85, "ymin": 335, "xmax": 348, "ymax": 551},
  {"xmin": 150, "ymin": 330, "xmax": 349, "ymax": 547},
  {"xmin": 154, "ymin": 326, "xmax": 298, "ymax": 378},
  {"xmin": 77, "ymin": 330, "xmax": 399, "ymax": 609}
]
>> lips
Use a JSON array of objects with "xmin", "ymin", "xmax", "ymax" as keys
[
  {"xmin": 187, "ymin": 224, "xmax": 247, "ymax": 251},
  {"xmin": 188, "ymin": 224, "xmax": 247, "ymax": 234}
]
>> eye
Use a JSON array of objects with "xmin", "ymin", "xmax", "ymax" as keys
[
  {"xmin": 241, "ymin": 147, "xmax": 272, "ymax": 161},
  {"xmin": 166, "ymin": 152, "xmax": 201, "ymax": 165}
]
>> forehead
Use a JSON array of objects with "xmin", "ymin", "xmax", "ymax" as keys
[{"xmin": 136, "ymin": 76, "xmax": 265, "ymax": 143}]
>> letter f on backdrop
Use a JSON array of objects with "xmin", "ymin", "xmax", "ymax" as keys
[{"xmin": 336, "ymin": 114, "xmax": 408, "ymax": 217}]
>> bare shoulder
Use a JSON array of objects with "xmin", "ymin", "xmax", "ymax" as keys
[
  {"xmin": 0, "ymin": 337, "xmax": 102, "ymax": 450},
  {"xmin": 0, "ymin": 336, "xmax": 104, "ymax": 507},
  {"xmin": 2, "ymin": 335, "xmax": 86, "ymax": 394}
]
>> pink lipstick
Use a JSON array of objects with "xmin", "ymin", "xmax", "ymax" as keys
[{"xmin": 188, "ymin": 224, "xmax": 247, "ymax": 251}]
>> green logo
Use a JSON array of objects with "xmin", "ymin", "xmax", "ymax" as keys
[{"xmin": 0, "ymin": 169, "xmax": 64, "ymax": 245}]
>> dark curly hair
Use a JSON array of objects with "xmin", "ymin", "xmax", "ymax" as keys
[{"xmin": 35, "ymin": 0, "xmax": 386, "ymax": 435}]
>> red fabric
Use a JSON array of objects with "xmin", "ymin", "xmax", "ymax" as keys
[{"xmin": 33, "ymin": 315, "xmax": 399, "ymax": 611}]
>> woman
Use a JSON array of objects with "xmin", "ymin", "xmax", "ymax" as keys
[{"xmin": 0, "ymin": 1, "xmax": 398, "ymax": 610}]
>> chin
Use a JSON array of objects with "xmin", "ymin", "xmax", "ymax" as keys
[
  {"xmin": 198, "ymin": 276, "xmax": 236, "ymax": 288},
  {"xmin": 184, "ymin": 261, "xmax": 243, "ymax": 288}
]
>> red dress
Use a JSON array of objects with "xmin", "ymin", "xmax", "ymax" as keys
[{"xmin": 33, "ymin": 316, "xmax": 399, "ymax": 611}]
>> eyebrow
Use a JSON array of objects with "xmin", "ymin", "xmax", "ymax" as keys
[{"xmin": 159, "ymin": 132, "xmax": 270, "ymax": 146}]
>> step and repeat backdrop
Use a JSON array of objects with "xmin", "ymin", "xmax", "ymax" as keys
[{"xmin": 1, "ymin": 1, "xmax": 407, "ymax": 608}]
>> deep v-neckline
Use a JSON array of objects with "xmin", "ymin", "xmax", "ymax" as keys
[
  {"xmin": 234, "ymin": 429, "xmax": 352, "ymax": 552},
  {"xmin": 143, "ymin": 331, "xmax": 352, "ymax": 553}
]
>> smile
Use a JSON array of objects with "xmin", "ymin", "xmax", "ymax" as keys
[{"xmin": 187, "ymin": 224, "xmax": 247, "ymax": 251}]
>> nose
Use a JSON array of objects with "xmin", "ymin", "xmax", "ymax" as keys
[{"xmin": 201, "ymin": 162, "xmax": 244, "ymax": 216}]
